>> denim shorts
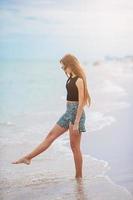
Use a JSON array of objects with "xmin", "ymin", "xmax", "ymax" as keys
[{"xmin": 56, "ymin": 101, "xmax": 86, "ymax": 133}]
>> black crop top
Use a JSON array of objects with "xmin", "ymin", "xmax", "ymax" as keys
[{"xmin": 66, "ymin": 75, "xmax": 79, "ymax": 101}]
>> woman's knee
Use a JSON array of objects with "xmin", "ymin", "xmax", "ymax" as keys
[
  {"xmin": 70, "ymin": 141, "xmax": 80, "ymax": 152},
  {"xmin": 45, "ymin": 131, "xmax": 56, "ymax": 142}
]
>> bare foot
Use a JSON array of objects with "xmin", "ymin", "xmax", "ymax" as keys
[{"xmin": 11, "ymin": 157, "xmax": 31, "ymax": 165}]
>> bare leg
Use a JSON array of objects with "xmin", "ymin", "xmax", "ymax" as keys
[
  {"xmin": 69, "ymin": 123, "xmax": 83, "ymax": 178},
  {"xmin": 11, "ymin": 124, "xmax": 68, "ymax": 165}
]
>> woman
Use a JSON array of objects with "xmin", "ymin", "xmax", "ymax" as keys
[{"xmin": 12, "ymin": 54, "xmax": 91, "ymax": 179}]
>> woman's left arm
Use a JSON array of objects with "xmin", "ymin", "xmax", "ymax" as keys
[{"xmin": 74, "ymin": 78, "xmax": 85, "ymax": 124}]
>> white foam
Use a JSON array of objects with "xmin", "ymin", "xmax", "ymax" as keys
[
  {"xmin": 101, "ymin": 80, "xmax": 127, "ymax": 96},
  {"xmin": 85, "ymin": 111, "xmax": 116, "ymax": 132}
]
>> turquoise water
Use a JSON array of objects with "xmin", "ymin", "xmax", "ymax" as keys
[{"xmin": 0, "ymin": 60, "xmax": 66, "ymax": 121}]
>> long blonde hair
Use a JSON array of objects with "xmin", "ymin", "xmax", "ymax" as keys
[{"xmin": 60, "ymin": 53, "xmax": 91, "ymax": 107}]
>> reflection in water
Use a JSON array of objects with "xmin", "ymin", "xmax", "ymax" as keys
[{"xmin": 74, "ymin": 178, "xmax": 88, "ymax": 200}]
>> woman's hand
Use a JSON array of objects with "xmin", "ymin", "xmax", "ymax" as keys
[{"xmin": 73, "ymin": 121, "xmax": 79, "ymax": 133}]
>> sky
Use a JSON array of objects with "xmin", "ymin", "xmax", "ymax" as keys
[{"xmin": 0, "ymin": 0, "xmax": 133, "ymax": 61}]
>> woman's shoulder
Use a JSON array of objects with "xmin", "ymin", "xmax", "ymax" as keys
[
  {"xmin": 76, "ymin": 77, "xmax": 83, "ymax": 82},
  {"xmin": 75, "ymin": 77, "xmax": 83, "ymax": 86}
]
